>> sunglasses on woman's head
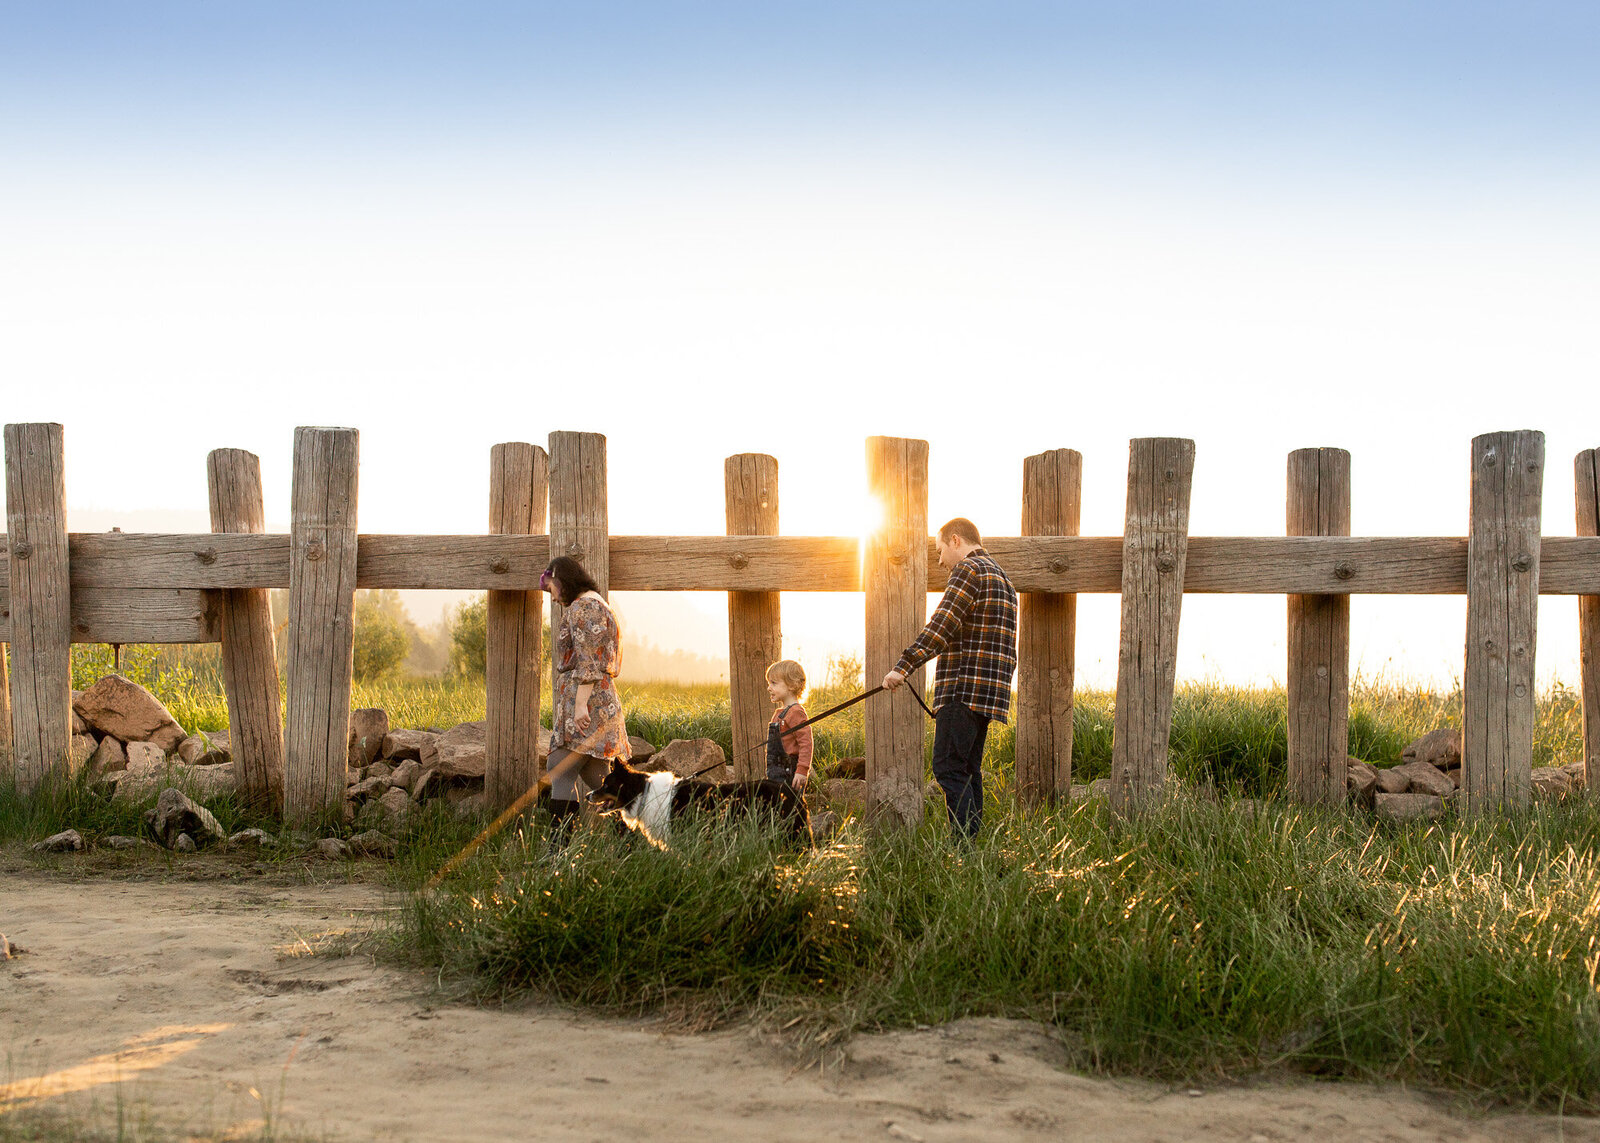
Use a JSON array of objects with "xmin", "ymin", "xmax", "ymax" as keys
[{"xmin": 539, "ymin": 570, "xmax": 553, "ymax": 592}]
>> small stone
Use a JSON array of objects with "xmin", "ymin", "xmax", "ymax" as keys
[
  {"xmin": 100, "ymin": 834, "xmax": 148, "ymax": 850},
  {"xmin": 204, "ymin": 728, "xmax": 232, "ymax": 754},
  {"xmin": 348, "ymin": 775, "xmax": 390, "ymax": 799},
  {"xmin": 348, "ymin": 708, "xmax": 390, "ymax": 768},
  {"xmin": 1374, "ymin": 792, "xmax": 1444, "ymax": 822},
  {"xmin": 380, "ymin": 728, "xmax": 437, "ymax": 762},
  {"xmin": 433, "ymin": 722, "xmax": 488, "ymax": 779},
  {"xmin": 32, "ymin": 828, "xmax": 85, "ymax": 853},
  {"xmin": 69, "ymin": 733, "xmax": 99, "ymax": 769},
  {"xmin": 88, "ymin": 735, "xmax": 127, "ymax": 775},
  {"xmin": 377, "ymin": 787, "xmax": 412, "ymax": 820},
  {"xmin": 1531, "ymin": 767, "xmax": 1572, "ymax": 798},
  {"xmin": 389, "ymin": 759, "xmax": 422, "ymax": 792},
  {"xmin": 314, "ymin": 837, "xmax": 350, "ymax": 859},
  {"xmin": 1374, "ymin": 767, "xmax": 1410, "ymax": 794},
  {"xmin": 1401, "ymin": 727, "xmax": 1461, "ymax": 771},
  {"xmin": 193, "ymin": 749, "xmax": 230, "ymax": 767},
  {"xmin": 347, "ymin": 830, "xmax": 398, "ymax": 858},
  {"xmin": 1347, "ymin": 763, "xmax": 1379, "ymax": 807},
  {"xmin": 174, "ymin": 833, "xmax": 197, "ymax": 853},
  {"xmin": 177, "ymin": 735, "xmax": 209, "ymax": 764},
  {"xmin": 1087, "ymin": 778, "xmax": 1112, "ymax": 799},
  {"xmin": 924, "ymin": 777, "xmax": 944, "ymax": 803},
  {"xmin": 364, "ymin": 760, "xmax": 394, "ymax": 781},
  {"xmin": 1394, "ymin": 760, "xmax": 1454, "ymax": 798},
  {"xmin": 647, "ymin": 738, "xmax": 727, "ymax": 781},
  {"xmin": 450, "ymin": 792, "xmax": 486, "ymax": 819},
  {"xmin": 822, "ymin": 778, "xmax": 866, "ymax": 811},
  {"xmin": 627, "ymin": 735, "xmax": 657, "ymax": 764},
  {"xmin": 125, "ymin": 740, "xmax": 167, "ymax": 775},
  {"xmin": 1069, "ymin": 783, "xmax": 1092, "ymax": 802},
  {"xmin": 411, "ymin": 768, "xmax": 438, "ymax": 802},
  {"xmin": 832, "ymin": 756, "xmax": 866, "ymax": 780},
  {"xmin": 809, "ymin": 809, "xmax": 839, "ymax": 842},
  {"xmin": 229, "ymin": 828, "xmax": 273, "ymax": 847},
  {"xmin": 142, "ymin": 787, "xmax": 226, "ymax": 849}
]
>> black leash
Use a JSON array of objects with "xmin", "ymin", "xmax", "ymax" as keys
[{"xmin": 687, "ymin": 679, "xmax": 937, "ymax": 781}]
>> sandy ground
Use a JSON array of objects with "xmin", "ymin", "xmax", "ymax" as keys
[{"xmin": 1, "ymin": 869, "xmax": 1595, "ymax": 1143}]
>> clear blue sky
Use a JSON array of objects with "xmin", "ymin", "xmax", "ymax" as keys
[{"xmin": 3, "ymin": 2, "xmax": 1597, "ymax": 684}]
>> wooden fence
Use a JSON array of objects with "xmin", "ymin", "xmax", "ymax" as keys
[{"xmin": 2, "ymin": 423, "xmax": 1598, "ymax": 824}]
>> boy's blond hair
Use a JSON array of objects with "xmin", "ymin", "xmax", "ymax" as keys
[{"xmin": 765, "ymin": 659, "xmax": 807, "ymax": 697}]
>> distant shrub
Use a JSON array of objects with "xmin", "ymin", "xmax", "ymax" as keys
[
  {"xmin": 354, "ymin": 590, "xmax": 412, "ymax": 681},
  {"xmin": 448, "ymin": 594, "xmax": 488, "ymax": 678}
]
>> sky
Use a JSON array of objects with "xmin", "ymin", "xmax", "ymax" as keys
[{"xmin": 2, "ymin": 1, "xmax": 1597, "ymax": 686}]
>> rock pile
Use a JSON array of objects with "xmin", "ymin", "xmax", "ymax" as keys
[
  {"xmin": 66, "ymin": 675, "xmax": 232, "ymax": 802},
  {"xmin": 1346, "ymin": 728, "xmax": 1587, "ymax": 820}
]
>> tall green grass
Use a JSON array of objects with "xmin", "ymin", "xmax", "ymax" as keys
[{"xmin": 397, "ymin": 794, "xmax": 1600, "ymax": 1109}]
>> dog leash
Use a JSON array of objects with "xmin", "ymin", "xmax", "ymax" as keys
[{"xmin": 686, "ymin": 680, "xmax": 938, "ymax": 781}]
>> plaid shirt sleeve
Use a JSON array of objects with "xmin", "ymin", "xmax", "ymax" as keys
[{"xmin": 894, "ymin": 562, "xmax": 977, "ymax": 678}]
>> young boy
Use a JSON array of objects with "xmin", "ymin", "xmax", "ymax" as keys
[{"xmin": 765, "ymin": 659, "xmax": 814, "ymax": 790}]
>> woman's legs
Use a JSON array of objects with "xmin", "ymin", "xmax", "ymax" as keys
[{"xmin": 544, "ymin": 748, "xmax": 615, "ymax": 852}]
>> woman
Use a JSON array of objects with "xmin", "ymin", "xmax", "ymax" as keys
[{"xmin": 541, "ymin": 555, "xmax": 630, "ymax": 849}]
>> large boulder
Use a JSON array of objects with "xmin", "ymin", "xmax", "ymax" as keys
[
  {"xmin": 433, "ymin": 722, "xmax": 487, "ymax": 778},
  {"xmin": 74, "ymin": 675, "xmax": 187, "ymax": 751},
  {"xmin": 381, "ymin": 728, "xmax": 437, "ymax": 763},
  {"xmin": 348, "ymin": 708, "xmax": 390, "ymax": 768},
  {"xmin": 1394, "ymin": 760, "xmax": 1455, "ymax": 798},
  {"xmin": 1402, "ymin": 728, "xmax": 1461, "ymax": 771},
  {"xmin": 647, "ymin": 738, "xmax": 727, "ymax": 781},
  {"xmin": 143, "ymin": 787, "xmax": 224, "ymax": 849}
]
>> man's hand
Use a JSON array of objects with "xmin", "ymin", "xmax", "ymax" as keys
[{"xmin": 882, "ymin": 669, "xmax": 905, "ymax": 692}]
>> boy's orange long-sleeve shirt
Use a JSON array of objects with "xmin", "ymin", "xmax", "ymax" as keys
[{"xmin": 769, "ymin": 703, "xmax": 814, "ymax": 784}]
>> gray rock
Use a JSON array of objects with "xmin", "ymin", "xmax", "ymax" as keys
[
  {"xmin": 124, "ymin": 740, "xmax": 167, "ymax": 775},
  {"xmin": 347, "ymin": 830, "xmax": 397, "ymax": 858},
  {"xmin": 100, "ymin": 834, "xmax": 149, "ymax": 850},
  {"xmin": 627, "ymin": 735, "xmax": 657, "ymax": 764},
  {"xmin": 381, "ymin": 728, "xmax": 437, "ymax": 763},
  {"xmin": 69, "ymin": 733, "xmax": 99, "ymax": 770},
  {"xmin": 1531, "ymin": 767, "xmax": 1572, "ymax": 798},
  {"xmin": 411, "ymin": 768, "xmax": 438, "ymax": 803},
  {"xmin": 73, "ymin": 674, "xmax": 187, "ymax": 751},
  {"xmin": 348, "ymin": 708, "xmax": 390, "ymax": 768},
  {"xmin": 177, "ymin": 735, "xmax": 209, "ymax": 764},
  {"xmin": 143, "ymin": 787, "xmax": 225, "ymax": 849},
  {"xmin": 347, "ymin": 775, "xmax": 390, "ymax": 799},
  {"xmin": 32, "ymin": 828, "xmax": 85, "ymax": 853},
  {"xmin": 822, "ymin": 778, "xmax": 866, "ymax": 811},
  {"xmin": 450, "ymin": 792, "xmax": 486, "ymax": 819},
  {"xmin": 1347, "ymin": 763, "xmax": 1379, "ymax": 807},
  {"xmin": 174, "ymin": 832, "xmax": 197, "ymax": 853},
  {"xmin": 1402, "ymin": 728, "xmax": 1461, "ymax": 771},
  {"xmin": 205, "ymin": 728, "xmax": 232, "ymax": 754},
  {"xmin": 1087, "ymin": 778, "xmax": 1112, "ymax": 799},
  {"xmin": 433, "ymin": 722, "xmax": 487, "ymax": 779},
  {"xmin": 364, "ymin": 760, "xmax": 394, "ymax": 781},
  {"xmin": 1069, "ymin": 783, "xmax": 1092, "ymax": 802},
  {"xmin": 229, "ymin": 828, "xmax": 274, "ymax": 847},
  {"xmin": 809, "ymin": 809, "xmax": 839, "ymax": 843},
  {"xmin": 388, "ymin": 759, "xmax": 422, "ymax": 792},
  {"xmin": 1374, "ymin": 767, "xmax": 1410, "ymax": 794},
  {"xmin": 71, "ymin": 694, "xmax": 89, "ymax": 736},
  {"xmin": 1375, "ymin": 792, "xmax": 1444, "ymax": 822},
  {"xmin": 647, "ymin": 738, "xmax": 727, "ymax": 781},
  {"xmin": 314, "ymin": 837, "xmax": 350, "ymax": 859},
  {"xmin": 377, "ymin": 787, "xmax": 412, "ymax": 820},
  {"xmin": 193, "ymin": 749, "xmax": 230, "ymax": 767},
  {"xmin": 88, "ymin": 735, "xmax": 127, "ymax": 775},
  {"xmin": 1394, "ymin": 760, "xmax": 1455, "ymax": 798},
  {"xmin": 114, "ymin": 760, "xmax": 239, "ymax": 804}
]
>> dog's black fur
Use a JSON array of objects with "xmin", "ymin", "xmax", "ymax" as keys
[{"xmin": 587, "ymin": 759, "xmax": 813, "ymax": 847}]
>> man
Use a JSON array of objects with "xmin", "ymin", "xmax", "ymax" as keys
[{"xmin": 882, "ymin": 517, "xmax": 1018, "ymax": 839}]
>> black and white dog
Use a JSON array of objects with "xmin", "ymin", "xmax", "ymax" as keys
[{"xmin": 586, "ymin": 760, "xmax": 812, "ymax": 849}]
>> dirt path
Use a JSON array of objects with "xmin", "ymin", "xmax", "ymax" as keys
[{"xmin": 2, "ymin": 871, "xmax": 1593, "ymax": 1142}]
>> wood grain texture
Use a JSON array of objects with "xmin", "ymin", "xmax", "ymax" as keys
[
  {"xmin": 1110, "ymin": 438, "xmax": 1194, "ymax": 813},
  {"xmin": 485, "ymin": 443, "xmax": 548, "ymax": 813},
  {"xmin": 865, "ymin": 437, "xmax": 928, "ymax": 829},
  {"xmin": 1016, "ymin": 449, "xmax": 1080, "ymax": 805},
  {"xmin": 71, "ymin": 589, "xmax": 218, "ymax": 643},
  {"xmin": 17, "ymin": 531, "xmax": 1600, "ymax": 596},
  {"xmin": 1576, "ymin": 449, "xmax": 1600, "ymax": 800},
  {"xmin": 726, "ymin": 454, "xmax": 782, "ymax": 781},
  {"xmin": 4, "ymin": 423, "xmax": 72, "ymax": 791},
  {"xmin": 284, "ymin": 427, "xmax": 360, "ymax": 823},
  {"xmin": 0, "ymin": 644, "xmax": 10, "ymax": 770},
  {"xmin": 548, "ymin": 432, "xmax": 608, "ymax": 719},
  {"xmin": 1285, "ymin": 448, "xmax": 1351, "ymax": 805},
  {"xmin": 209, "ymin": 448, "xmax": 285, "ymax": 812},
  {"xmin": 1463, "ymin": 431, "xmax": 1543, "ymax": 811}
]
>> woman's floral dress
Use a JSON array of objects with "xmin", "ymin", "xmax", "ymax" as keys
[{"xmin": 551, "ymin": 592, "xmax": 631, "ymax": 761}]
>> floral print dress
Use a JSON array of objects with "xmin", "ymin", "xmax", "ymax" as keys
[{"xmin": 551, "ymin": 592, "xmax": 631, "ymax": 761}]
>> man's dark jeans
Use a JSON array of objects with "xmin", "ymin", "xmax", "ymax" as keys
[{"xmin": 932, "ymin": 701, "xmax": 990, "ymax": 839}]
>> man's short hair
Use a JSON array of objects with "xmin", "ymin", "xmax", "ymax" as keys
[{"xmin": 938, "ymin": 518, "xmax": 982, "ymax": 546}]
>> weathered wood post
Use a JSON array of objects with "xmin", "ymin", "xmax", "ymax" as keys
[
  {"xmin": 1016, "ymin": 449, "xmax": 1081, "ymax": 806},
  {"xmin": 865, "ymin": 436, "xmax": 929, "ymax": 829},
  {"xmin": 486, "ymin": 442, "xmax": 549, "ymax": 813},
  {"xmin": 1286, "ymin": 448, "xmax": 1351, "ymax": 804},
  {"xmin": 548, "ymin": 432, "xmax": 609, "ymax": 717},
  {"xmin": 4, "ymin": 423, "xmax": 72, "ymax": 793},
  {"xmin": 726, "ymin": 454, "xmax": 781, "ymax": 781},
  {"xmin": 207, "ymin": 448, "xmax": 286, "ymax": 812},
  {"xmin": 284, "ymin": 427, "xmax": 360, "ymax": 823},
  {"xmin": 0, "ymin": 647, "xmax": 11, "ymax": 770},
  {"xmin": 1579, "ymin": 448, "xmax": 1600, "ymax": 801},
  {"xmin": 1462, "ymin": 430, "xmax": 1544, "ymax": 811},
  {"xmin": 1110, "ymin": 438, "xmax": 1194, "ymax": 813}
]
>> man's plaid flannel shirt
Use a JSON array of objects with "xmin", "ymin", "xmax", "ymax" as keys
[{"xmin": 894, "ymin": 548, "xmax": 1018, "ymax": 723}]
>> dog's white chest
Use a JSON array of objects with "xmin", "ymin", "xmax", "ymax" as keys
[{"xmin": 620, "ymin": 772, "xmax": 677, "ymax": 846}]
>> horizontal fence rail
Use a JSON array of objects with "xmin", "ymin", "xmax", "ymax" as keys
[{"xmin": 3, "ymin": 423, "xmax": 1598, "ymax": 825}]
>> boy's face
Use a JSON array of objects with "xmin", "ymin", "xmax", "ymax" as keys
[{"xmin": 766, "ymin": 676, "xmax": 793, "ymax": 704}]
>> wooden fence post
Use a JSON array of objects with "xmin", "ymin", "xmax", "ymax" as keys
[
  {"xmin": 486, "ymin": 442, "xmax": 549, "ymax": 813},
  {"xmin": 726, "ymin": 454, "xmax": 781, "ymax": 781},
  {"xmin": 1110, "ymin": 438, "xmax": 1194, "ymax": 813},
  {"xmin": 1463, "ymin": 430, "xmax": 1544, "ymax": 811},
  {"xmin": 1286, "ymin": 448, "xmax": 1351, "ymax": 804},
  {"xmin": 4, "ymin": 423, "xmax": 72, "ymax": 793},
  {"xmin": 548, "ymin": 432, "xmax": 609, "ymax": 721},
  {"xmin": 1016, "ymin": 449, "xmax": 1081, "ymax": 806},
  {"xmin": 207, "ymin": 448, "xmax": 286, "ymax": 812},
  {"xmin": 1574, "ymin": 448, "xmax": 1599, "ymax": 801},
  {"xmin": 865, "ymin": 436, "xmax": 929, "ymax": 829},
  {"xmin": 0, "ymin": 647, "xmax": 11, "ymax": 771},
  {"xmin": 284, "ymin": 427, "xmax": 359, "ymax": 823}
]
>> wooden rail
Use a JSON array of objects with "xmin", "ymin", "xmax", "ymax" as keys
[{"xmin": 2, "ymin": 423, "xmax": 1597, "ymax": 821}]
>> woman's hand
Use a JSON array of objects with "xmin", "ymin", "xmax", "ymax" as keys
[{"xmin": 573, "ymin": 683, "xmax": 594, "ymax": 734}]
